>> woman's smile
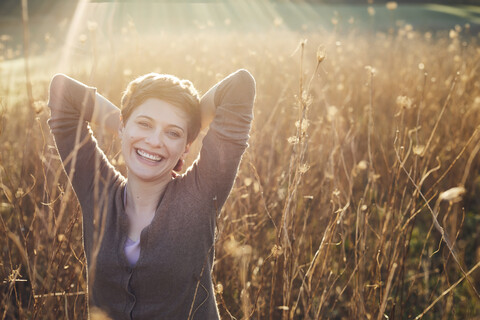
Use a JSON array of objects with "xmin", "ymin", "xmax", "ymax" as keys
[{"xmin": 136, "ymin": 148, "xmax": 163, "ymax": 163}]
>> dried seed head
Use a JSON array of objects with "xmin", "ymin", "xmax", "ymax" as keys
[
  {"xmin": 365, "ymin": 65, "xmax": 376, "ymax": 75},
  {"xmin": 474, "ymin": 96, "xmax": 480, "ymax": 105},
  {"xmin": 271, "ymin": 244, "xmax": 283, "ymax": 258},
  {"xmin": 224, "ymin": 237, "xmax": 252, "ymax": 258},
  {"xmin": 277, "ymin": 187, "xmax": 286, "ymax": 200},
  {"xmin": 386, "ymin": 1, "xmax": 398, "ymax": 10},
  {"xmin": 273, "ymin": 17, "xmax": 283, "ymax": 27},
  {"xmin": 224, "ymin": 237, "xmax": 239, "ymax": 255},
  {"xmin": 299, "ymin": 163, "xmax": 310, "ymax": 174},
  {"xmin": 0, "ymin": 34, "xmax": 12, "ymax": 42},
  {"xmin": 90, "ymin": 307, "xmax": 111, "ymax": 320},
  {"xmin": 357, "ymin": 160, "xmax": 368, "ymax": 171},
  {"xmin": 33, "ymin": 100, "xmax": 47, "ymax": 114},
  {"xmin": 288, "ymin": 136, "xmax": 299, "ymax": 144},
  {"xmin": 368, "ymin": 6, "xmax": 375, "ymax": 16},
  {"xmin": 396, "ymin": 95, "xmax": 413, "ymax": 109},
  {"xmin": 295, "ymin": 119, "xmax": 310, "ymax": 133},
  {"xmin": 15, "ymin": 188, "xmax": 24, "ymax": 198},
  {"xmin": 327, "ymin": 105, "xmax": 338, "ymax": 122},
  {"xmin": 317, "ymin": 45, "xmax": 326, "ymax": 63},
  {"xmin": 257, "ymin": 257, "xmax": 264, "ymax": 266},
  {"xmin": 87, "ymin": 21, "xmax": 98, "ymax": 32},
  {"xmin": 413, "ymin": 145, "xmax": 425, "ymax": 156},
  {"xmin": 439, "ymin": 187, "xmax": 466, "ymax": 203},
  {"xmin": 449, "ymin": 29, "xmax": 458, "ymax": 39}
]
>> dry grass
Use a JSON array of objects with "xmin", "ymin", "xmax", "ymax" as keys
[{"xmin": 0, "ymin": 17, "xmax": 480, "ymax": 320}]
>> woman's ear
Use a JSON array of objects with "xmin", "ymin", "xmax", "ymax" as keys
[
  {"xmin": 118, "ymin": 115, "xmax": 124, "ymax": 136},
  {"xmin": 183, "ymin": 143, "xmax": 191, "ymax": 158}
]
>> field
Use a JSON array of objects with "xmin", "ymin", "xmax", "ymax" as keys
[{"xmin": 1, "ymin": 2, "xmax": 480, "ymax": 319}]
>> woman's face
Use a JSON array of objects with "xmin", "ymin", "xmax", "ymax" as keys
[{"xmin": 120, "ymin": 98, "xmax": 190, "ymax": 183}]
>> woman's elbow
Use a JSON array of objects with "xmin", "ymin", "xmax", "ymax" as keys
[
  {"xmin": 49, "ymin": 73, "xmax": 68, "ymax": 95},
  {"xmin": 234, "ymin": 69, "xmax": 255, "ymax": 89},
  {"xmin": 232, "ymin": 69, "xmax": 256, "ymax": 104},
  {"xmin": 48, "ymin": 74, "xmax": 71, "ymax": 109}
]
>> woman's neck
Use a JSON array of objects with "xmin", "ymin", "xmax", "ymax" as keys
[{"xmin": 125, "ymin": 176, "xmax": 170, "ymax": 217}]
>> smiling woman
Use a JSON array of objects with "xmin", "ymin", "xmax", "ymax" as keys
[
  {"xmin": 121, "ymin": 99, "xmax": 191, "ymax": 184},
  {"xmin": 47, "ymin": 69, "xmax": 255, "ymax": 319}
]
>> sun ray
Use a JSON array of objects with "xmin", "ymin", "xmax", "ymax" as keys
[{"xmin": 58, "ymin": 0, "xmax": 89, "ymax": 73}]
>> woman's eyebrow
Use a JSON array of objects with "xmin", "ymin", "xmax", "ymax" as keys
[
  {"xmin": 135, "ymin": 115, "xmax": 154, "ymax": 121},
  {"xmin": 166, "ymin": 124, "xmax": 185, "ymax": 132}
]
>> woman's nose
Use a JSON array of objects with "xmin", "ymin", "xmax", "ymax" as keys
[{"xmin": 145, "ymin": 132, "xmax": 164, "ymax": 147}]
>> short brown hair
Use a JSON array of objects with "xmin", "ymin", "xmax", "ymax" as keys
[{"xmin": 121, "ymin": 73, "xmax": 201, "ymax": 143}]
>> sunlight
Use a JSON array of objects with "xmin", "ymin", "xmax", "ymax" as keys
[{"xmin": 58, "ymin": 0, "xmax": 89, "ymax": 72}]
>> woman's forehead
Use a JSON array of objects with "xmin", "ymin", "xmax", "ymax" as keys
[{"xmin": 131, "ymin": 98, "xmax": 188, "ymax": 127}]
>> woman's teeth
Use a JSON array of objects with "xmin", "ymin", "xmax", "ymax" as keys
[{"xmin": 136, "ymin": 149, "xmax": 162, "ymax": 162}]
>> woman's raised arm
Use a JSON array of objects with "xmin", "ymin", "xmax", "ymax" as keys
[
  {"xmin": 49, "ymin": 73, "xmax": 121, "ymax": 134},
  {"xmin": 91, "ymin": 89, "xmax": 121, "ymax": 134},
  {"xmin": 198, "ymin": 80, "xmax": 219, "ymax": 131},
  {"xmin": 199, "ymin": 69, "xmax": 255, "ymax": 132},
  {"xmin": 48, "ymin": 74, "xmax": 124, "ymax": 209},
  {"xmin": 183, "ymin": 69, "xmax": 255, "ymax": 212}
]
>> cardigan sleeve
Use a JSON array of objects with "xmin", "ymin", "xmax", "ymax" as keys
[
  {"xmin": 47, "ymin": 74, "xmax": 122, "ymax": 220},
  {"xmin": 183, "ymin": 69, "xmax": 256, "ymax": 211}
]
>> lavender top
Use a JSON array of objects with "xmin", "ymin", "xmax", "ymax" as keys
[
  {"xmin": 122, "ymin": 187, "xmax": 141, "ymax": 267},
  {"xmin": 124, "ymin": 237, "xmax": 141, "ymax": 267}
]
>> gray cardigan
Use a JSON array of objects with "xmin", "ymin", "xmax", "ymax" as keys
[{"xmin": 48, "ymin": 70, "xmax": 255, "ymax": 319}]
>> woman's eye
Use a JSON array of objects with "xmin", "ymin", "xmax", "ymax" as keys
[
  {"xmin": 168, "ymin": 131, "xmax": 181, "ymax": 138},
  {"xmin": 138, "ymin": 121, "xmax": 151, "ymax": 128}
]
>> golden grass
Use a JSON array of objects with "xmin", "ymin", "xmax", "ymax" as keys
[{"xmin": 0, "ymin": 22, "xmax": 480, "ymax": 319}]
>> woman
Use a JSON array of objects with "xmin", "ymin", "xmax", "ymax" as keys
[{"xmin": 48, "ymin": 69, "xmax": 255, "ymax": 319}]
